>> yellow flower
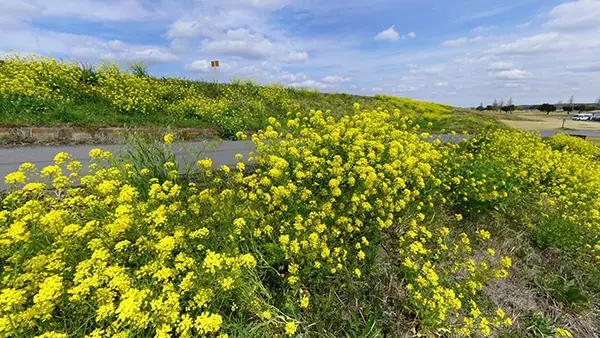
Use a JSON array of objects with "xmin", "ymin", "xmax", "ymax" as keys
[
  {"xmin": 163, "ymin": 133, "xmax": 175, "ymax": 144},
  {"xmin": 54, "ymin": 152, "xmax": 71, "ymax": 165},
  {"xmin": 285, "ymin": 322, "xmax": 297, "ymax": 336},
  {"xmin": 5, "ymin": 171, "xmax": 26, "ymax": 184},
  {"xmin": 299, "ymin": 295, "xmax": 309, "ymax": 308}
]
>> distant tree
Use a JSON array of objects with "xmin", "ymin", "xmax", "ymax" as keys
[
  {"xmin": 515, "ymin": 105, "xmax": 523, "ymax": 111},
  {"xmin": 585, "ymin": 105, "xmax": 599, "ymax": 111},
  {"xmin": 537, "ymin": 103, "xmax": 557, "ymax": 115},
  {"xmin": 507, "ymin": 97, "xmax": 513, "ymax": 106},
  {"xmin": 485, "ymin": 105, "xmax": 494, "ymax": 111},
  {"xmin": 563, "ymin": 105, "xmax": 574, "ymax": 113},
  {"xmin": 476, "ymin": 102, "xmax": 484, "ymax": 111},
  {"xmin": 574, "ymin": 104, "xmax": 586, "ymax": 112},
  {"xmin": 568, "ymin": 95, "xmax": 574, "ymax": 106},
  {"xmin": 596, "ymin": 96, "xmax": 600, "ymax": 105},
  {"xmin": 499, "ymin": 98, "xmax": 505, "ymax": 107},
  {"xmin": 492, "ymin": 98, "xmax": 498, "ymax": 109},
  {"xmin": 501, "ymin": 105, "xmax": 516, "ymax": 113}
]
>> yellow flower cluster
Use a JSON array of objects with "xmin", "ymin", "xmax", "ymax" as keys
[
  {"xmin": 0, "ymin": 155, "xmax": 257, "ymax": 337},
  {"xmin": 0, "ymin": 54, "xmax": 82, "ymax": 102},
  {"xmin": 463, "ymin": 130, "xmax": 600, "ymax": 265},
  {"xmin": 0, "ymin": 54, "xmax": 294, "ymax": 136}
]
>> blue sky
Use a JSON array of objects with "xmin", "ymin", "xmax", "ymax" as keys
[{"xmin": 2, "ymin": 0, "xmax": 600, "ymax": 106}]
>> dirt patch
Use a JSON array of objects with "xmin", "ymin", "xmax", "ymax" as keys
[{"xmin": 499, "ymin": 113, "xmax": 600, "ymax": 131}]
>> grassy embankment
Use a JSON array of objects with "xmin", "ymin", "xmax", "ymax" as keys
[{"xmin": 0, "ymin": 54, "xmax": 501, "ymax": 138}]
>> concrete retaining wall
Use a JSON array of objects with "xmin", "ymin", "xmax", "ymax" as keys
[{"xmin": 0, "ymin": 126, "xmax": 221, "ymax": 145}]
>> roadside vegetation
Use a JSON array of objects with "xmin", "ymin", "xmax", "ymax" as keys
[
  {"xmin": 2, "ymin": 101, "xmax": 600, "ymax": 337},
  {"xmin": 0, "ymin": 54, "xmax": 504, "ymax": 138}
]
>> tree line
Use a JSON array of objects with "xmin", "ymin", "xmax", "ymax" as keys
[{"xmin": 475, "ymin": 95, "xmax": 600, "ymax": 115}]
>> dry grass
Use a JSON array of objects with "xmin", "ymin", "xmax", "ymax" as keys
[{"xmin": 473, "ymin": 214, "xmax": 600, "ymax": 338}]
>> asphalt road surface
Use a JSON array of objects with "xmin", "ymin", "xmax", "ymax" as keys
[{"xmin": 0, "ymin": 130, "xmax": 597, "ymax": 189}]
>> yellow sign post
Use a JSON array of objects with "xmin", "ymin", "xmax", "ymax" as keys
[{"xmin": 211, "ymin": 60, "xmax": 220, "ymax": 83}]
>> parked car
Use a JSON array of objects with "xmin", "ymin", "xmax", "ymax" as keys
[
  {"xmin": 589, "ymin": 111, "xmax": 600, "ymax": 121},
  {"xmin": 571, "ymin": 113, "xmax": 593, "ymax": 121}
]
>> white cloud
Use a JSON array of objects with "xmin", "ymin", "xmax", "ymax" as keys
[
  {"xmin": 169, "ymin": 38, "xmax": 189, "ymax": 53},
  {"xmin": 131, "ymin": 49, "xmax": 179, "ymax": 63},
  {"xmin": 441, "ymin": 36, "xmax": 482, "ymax": 47},
  {"xmin": 278, "ymin": 72, "xmax": 309, "ymax": 82},
  {"xmin": 289, "ymin": 79, "xmax": 331, "ymax": 90},
  {"xmin": 375, "ymin": 25, "xmax": 400, "ymax": 41},
  {"xmin": 493, "ymin": 69, "xmax": 531, "ymax": 80},
  {"xmin": 471, "ymin": 25, "xmax": 497, "ymax": 33},
  {"xmin": 490, "ymin": 32, "xmax": 600, "ymax": 55},
  {"xmin": 321, "ymin": 75, "xmax": 351, "ymax": 84},
  {"xmin": 372, "ymin": 87, "xmax": 383, "ymax": 92},
  {"xmin": 545, "ymin": 0, "xmax": 600, "ymax": 31},
  {"xmin": 488, "ymin": 61, "xmax": 514, "ymax": 70},
  {"xmin": 107, "ymin": 40, "xmax": 126, "ymax": 52},
  {"xmin": 284, "ymin": 51, "xmax": 309, "ymax": 63},
  {"xmin": 435, "ymin": 81, "xmax": 449, "ymax": 87},
  {"xmin": 441, "ymin": 37, "xmax": 469, "ymax": 47},
  {"xmin": 185, "ymin": 60, "xmax": 213, "ymax": 73},
  {"xmin": 407, "ymin": 31, "xmax": 416, "ymax": 39},
  {"xmin": 35, "ymin": 0, "xmax": 155, "ymax": 22},
  {"xmin": 165, "ymin": 20, "xmax": 213, "ymax": 39},
  {"xmin": 201, "ymin": 28, "xmax": 275, "ymax": 60},
  {"xmin": 185, "ymin": 60, "xmax": 233, "ymax": 73}
]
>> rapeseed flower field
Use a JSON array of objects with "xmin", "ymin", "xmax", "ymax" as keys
[
  {"xmin": 0, "ymin": 54, "xmax": 500, "ymax": 138},
  {"xmin": 2, "ymin": 99, "xmax": 599, "ymax": 336},
  {"xmin": 1, "ymin": 54, "xmax": 599, "ymax": 337}
]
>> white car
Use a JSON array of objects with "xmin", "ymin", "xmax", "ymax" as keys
[{"xmin": 571, "ymin": 113, "xmax": 593, "ymax": 121}]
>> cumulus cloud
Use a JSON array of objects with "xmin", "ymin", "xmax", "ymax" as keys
[
  {"xmin": 375, "ymin": 25, "xmax": 400, "ymax": 41},
  {"xmin": 321, "ymin": 75, "xmax": 351, "ymax": 84},
  {"xmin": 372, "ymin": 87, "xmax": 383, "ymax": 92},
  {"xmin": 284, "ymin": 51, "xmax": 309, "ymax": 63},
  {"xmin": 407, "ymin": 31, "xmax": 416, "ymax": 39}
]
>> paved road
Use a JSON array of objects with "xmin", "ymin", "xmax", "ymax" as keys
[
  {"xmin": 0, "ymin": 130, "xmax": 598, "ymax": 189},
  {"xmin": 0, "ymin": 141, "xmax": 255, "ymax": 190}
]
